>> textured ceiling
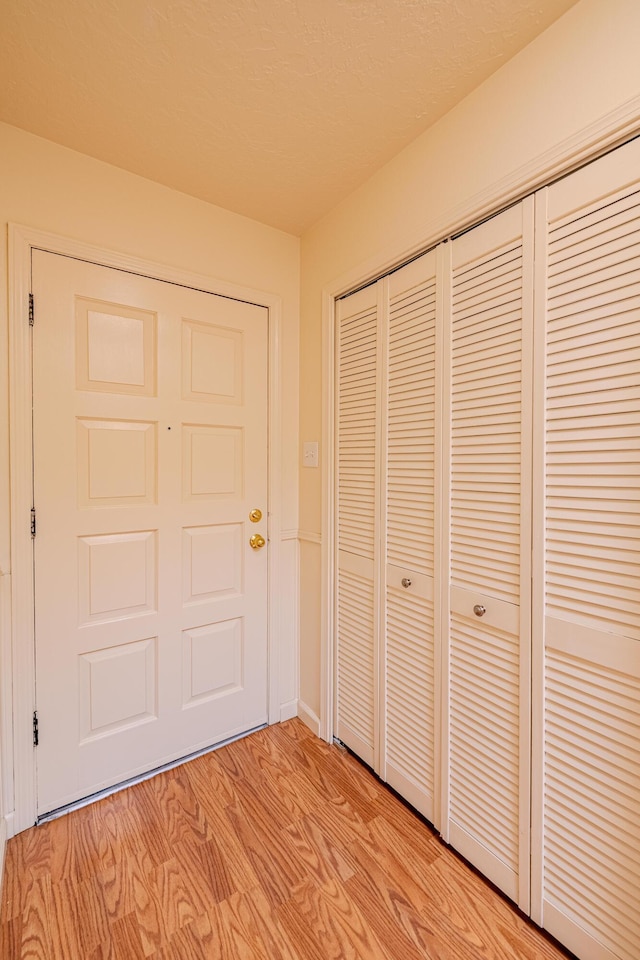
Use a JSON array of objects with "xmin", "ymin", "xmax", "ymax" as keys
[{"xmin": 1, "ymin": 0, "xmax": 578, "ymax": 235}]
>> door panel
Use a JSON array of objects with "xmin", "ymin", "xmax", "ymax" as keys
[
  {"xmin": 335, "ymin": 283, "xmax": 380, "ymax": 766},
  {"xmin": 533, "ymin": 135, "xmax": 640, "ymax": 960},
  {"xmin": 335, "ymin": 254, "xmax": 438, "ymax": 812},
  {"xmin": 444, "ymin": 200, "xmax": 533, "ymax": 908},
  {"xmin": 382, "ymin": 252, "xmax": 437, "ymax": 819},
  {"xmin": 33, "ymin": 251, "xmax": 268, "ymax": 815}
]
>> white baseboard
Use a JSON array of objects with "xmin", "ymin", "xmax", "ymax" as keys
[
  {"xmin": 0, "ymin": 817, "xmax": 7, "ymax": 902},
  {"xmin": 279, "ymin": 700, "xmax": 298, "ymax": 723},
  {"xmin": 297, "ymin": 700, "xmax": 321, "ymax": 736}
]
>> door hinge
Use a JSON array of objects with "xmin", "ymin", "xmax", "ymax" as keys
[
  {"xmin": 33, "ymin": 711, "xmax": 39, "ymax": 747},
  {"xmin": 30, "ymin": 507, "xmax": 36, "ymax": 539},
  {"xmin": 29, "ymin": 293, "xmax": 34, "ymax": 326}
]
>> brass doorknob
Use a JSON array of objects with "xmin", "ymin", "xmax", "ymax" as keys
[
  {"xmin": 250, "ymin": 534, "xmax": 266, "ymax": 550},
  {"xmin": 249, "ymin": 508, "xmax": 263, "ymax": 523}
]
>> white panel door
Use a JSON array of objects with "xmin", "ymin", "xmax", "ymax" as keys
[
  {"xmin": 381, "ymin": 251, "xmax": 438, "ymax": 820},
  {"xmin": 32, "ymin": 251, "xmax": 268, "ymax": 816},
  {"xmin": 532, "ymin": 136, "xmax": 640, "ymax": 960},
  {"xmin": 443, "ymin": 200, "xmax": 533, "ymax": 908},
  {"xmin": 335, "ymin": 283, "xmax": 381, "ymax": 767}
]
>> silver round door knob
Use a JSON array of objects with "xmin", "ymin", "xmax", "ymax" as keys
[
  {"xmin": 473, "ymin": 604, "xmax": 486, "ymax": 617},
  {"xmin": 401, "ymin": 577, "xmax": 412, "ymax": 588}
]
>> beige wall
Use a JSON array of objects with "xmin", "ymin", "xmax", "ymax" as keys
[
  {"xmin": 0, "ymin": 123, "xmax": 300, "ymax": 825},
  {"xmin": 298, "ymin": 0, "xmax": 640, "ymax": 718},
  {"xmin": 2, "ymin": 0, "xmax": 639, "ymax": 797}
]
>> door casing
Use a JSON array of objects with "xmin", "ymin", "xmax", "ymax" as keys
[{"xmin": 6, "ymin": 224, "xmax": 286, "ymax": 835}]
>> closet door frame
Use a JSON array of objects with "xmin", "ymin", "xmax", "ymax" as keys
[{"xmin": 319, "ymin": 102, "xmax": 640, "ymax": 747}]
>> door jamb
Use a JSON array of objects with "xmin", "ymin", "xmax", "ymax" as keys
[{"xmin": 7, "ymin": 224, "xmax": 284, "ymax": 834}]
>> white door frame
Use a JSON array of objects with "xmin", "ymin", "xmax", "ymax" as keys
[
  {"xmin": 7, "ymin": 224, "xmax": 284, "ymax": 835},
  {"xmin": 319, "ymin": 99, "xmax": 640, "ymax": 746}
]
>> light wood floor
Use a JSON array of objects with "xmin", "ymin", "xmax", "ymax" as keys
[{"xmin": 0, "ymin": 719, "xmax": 572, "ymax": 959}]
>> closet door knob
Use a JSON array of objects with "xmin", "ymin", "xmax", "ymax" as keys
[
  {"xmin": 401, "ymin": 577, "xmax": 412, "ymax": 588},
  {"xmin": 473, "ymin": 604, "xmax": 486, "ymax": 617}
]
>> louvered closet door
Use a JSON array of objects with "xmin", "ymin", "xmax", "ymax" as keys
[
  {"xmin": 532, "ymin": 136, "xmax": 640, "ymax": 960},
  {"xmin": 382, "ymin": 252, "xmax": 438, "ymax": 820},
  {"xmin": 335, "ymin": 284, "xmax": 381, "ymax": 766},
  {"xmin": 443, "ymin": 200, "xmax": 533, "ymax": 908}
]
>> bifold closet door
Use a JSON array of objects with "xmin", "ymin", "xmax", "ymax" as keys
[
  {"xmin": 442, "ymin": 199, "xmax": 533, "ymax": 909},
  {"xmin": 335, "ymin": 283, "xmax": 381, "ymax": 766},
  {"xmin": 381, "ymin": 251, "xmax": 438, "ymax": 821},
  {"xmin": 335, "ymin": 250, "xmax": 438, "ymax": 813},
  {"xmin": 532, "ymin": 136, "xmax": 640, "ymax": 960}
]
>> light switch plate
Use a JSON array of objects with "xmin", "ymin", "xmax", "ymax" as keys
[{"xmin": 303, "ymin": 441, "xmax": 319, "ymax": 468}]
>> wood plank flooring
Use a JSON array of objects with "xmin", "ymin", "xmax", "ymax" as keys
[{"xmin": 0, "ymin": 719, "xmax": 572, "ymax": 959}]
